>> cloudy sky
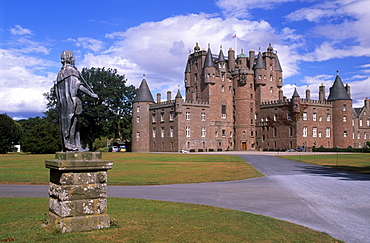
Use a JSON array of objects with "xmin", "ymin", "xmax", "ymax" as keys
[{"xmin": 1, "ymin": 0, "xmax": 369, "ymax": 119}]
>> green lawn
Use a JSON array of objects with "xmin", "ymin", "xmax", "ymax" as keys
[
  {"xmin": 0, "ymin": 153, "xmax": 263, "ymax": 185},
  {"xmin": 280, "ymin": 153, "xmax": 370, "ymax": 174},
  {"xmin": 0, "ymin": 197, "xmax": 342, "ymax": 243}
]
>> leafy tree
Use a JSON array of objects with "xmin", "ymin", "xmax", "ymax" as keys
[
  {"xmin": 19, "ymin": 117, "xmax": 61, "ymax": 154},
  {"xmin": 0, "ymin": 113, "xmax": 22, "ymax": 154},
  {"xmin": 44, "ymin": 67, "xmax": 136, "ymax": 150}
]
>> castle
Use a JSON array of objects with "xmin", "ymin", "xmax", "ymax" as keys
[{"xmin": 131, "ymin": 43, "xmax": 370, "ymax": 152}]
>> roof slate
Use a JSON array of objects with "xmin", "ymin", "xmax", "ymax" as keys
[
  {"xmin": 133, "ymin": 78, "xmax": 155, "ymax": 103},
  {"xmin": 327, "ymin": 75, "xmax": 351, "ymax": 101}
]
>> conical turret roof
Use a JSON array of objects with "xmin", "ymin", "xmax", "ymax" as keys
[
  {"xmin": 185, "ymin": 59, "xmax": 191, "ymax": 73},
  {"xmin": 175, "ymin": 89, "xmax": 182, "ymax": 98},
  {"xmin": 254, "ymin": 51, "xmax": 266, "ymax": 69},
  {"xmin": 204, "ymin": 47, "xmax": 215, "ymax": 67},
  {"xmin": 218, "ymin": 48, "xmax": 226, "ymax": 62},
  {"xmin": 327, "ymin": 75, "xmax": 351, "ymax": 101},
  {"xmin": 133, "ymin": 77, "xmax": 155, "ymax": 103},
  {"xmin": 275, "ymin": 55, "xmax": 282, "ymax": 71},
  {"xmin": 292, "ymin": 87, "xmax": 300, "ymax": 97}
]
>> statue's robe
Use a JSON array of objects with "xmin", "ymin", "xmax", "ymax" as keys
[{"xmin": 56, "ymin": 65, "xmax": 83, "ymax": 151}]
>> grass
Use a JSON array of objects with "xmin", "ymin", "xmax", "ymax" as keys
[
  {"xmin": 0, "ymin": 153, "xmax": 263, "ymax": 185},
  {"xmin": 0, "ymin": 197, "xmax": 342, "ymax": 243},
  {"xmin": 280, "ymin": 153, "xmax": 370, "ymax": 174}
]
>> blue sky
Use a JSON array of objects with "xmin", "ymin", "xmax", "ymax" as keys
[{"xmin": 1, "ymin": 0, "xmax": 369, "ymax": 119}]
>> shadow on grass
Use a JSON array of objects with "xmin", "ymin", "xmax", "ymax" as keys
[{"xmin": 295, "ymin": 165, "xmax": 370, "ymax": 181}]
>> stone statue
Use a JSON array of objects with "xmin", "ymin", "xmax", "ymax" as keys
[{"xmin": 56, "ymin": 50, "xmax": 98, "ymax": 152}]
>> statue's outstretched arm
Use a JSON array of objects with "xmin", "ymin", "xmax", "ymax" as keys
[{"xmin": 79, "ymin": 85, "xmax": 99, "ymax": 99}]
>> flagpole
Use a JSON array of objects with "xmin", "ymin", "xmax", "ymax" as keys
[{"xmin": 233, "ymin": 34, "xmax": 237, "ymax": 58}]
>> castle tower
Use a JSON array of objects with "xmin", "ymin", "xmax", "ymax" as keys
[
  {"xmin": 327, "ymin": 74, "xmax": 353, "ymax": 148},
  {"xmin": 131, "ymin": 76, "xmax": 155, "ymax": 152}
]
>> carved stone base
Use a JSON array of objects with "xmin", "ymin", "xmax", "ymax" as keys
[
  {"xmin": 47, "ymin": 212, "xmax": 110, "ymax": 233},
  {"xmin": 45, "ymin": 152, "xmax": 113, "ymax": 233}
]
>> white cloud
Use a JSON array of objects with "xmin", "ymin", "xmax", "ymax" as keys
[
  {"xmin": 287, "ymin": 0, "xmax": 370, "ymax": 61},
  {"xmin": 81, "ymin": 13, "xmax": 300, "ymax": 92},
  {"xmin": 0, "ymin": 49, "xmax": 57, "ymax": 114},
  {"xmin": 66, "ymin": 37, "xmax": 105, "ymax": 52},
  {"xmin": 216, "ymin": 0, "xmax": 294, "ymax": 18},
  {"xmin": 9, "ymin": 25, "xmax": 32, "ymax": 35}
]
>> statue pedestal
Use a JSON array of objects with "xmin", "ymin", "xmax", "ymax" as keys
[{"xmin": 45, "ymin": 152, "xmax": 113, "ymax": 233}]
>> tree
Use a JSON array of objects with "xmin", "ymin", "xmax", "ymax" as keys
[
  {"xmin": 0, "ymin": 113, "xmax": 22, "ymax": 154},
  {"xmin": 44, "ymin": 67, "xmax": 136, "ymax": 150},
  {"xmin": 19, "ymin": 117, "xmax": 61, "ymax": 154}
]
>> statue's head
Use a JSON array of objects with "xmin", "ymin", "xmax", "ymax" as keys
[{"xmin": 61, "ymin": 50, "xmax": 76, "ymax": 66}]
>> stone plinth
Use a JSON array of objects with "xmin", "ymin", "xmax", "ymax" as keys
[{"xmin": 45, "ymin": 152, "xmax": 113, "ymax": 233}]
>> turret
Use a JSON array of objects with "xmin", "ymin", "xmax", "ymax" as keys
[
  {"xmin": 291, "ymin": 87, "xmax": 300, "ymax": 113},
  {"xmin": 218, "ymin": 45, "xmax": 226, "ymax": 73},
  {"xmin": 132, "ymin": 76, "xmax": 155, "ymax": 152},
  {"xmin": 249, "ymin": 49, "xmax": 255, "ymax": 69},
  {"xmin": 275, "ymin": 53, "xmax": 283, "ymax": 88},
  {"xmin": 228, "ymin": 48, "xmax": 235, "ymax": 71},
  {"xmin": 175, "ymin": 89, "xmax": 183, "ymax": 114},
  {"xmin": 203, "ymin": 45, "xmax": 216, "ymax": 84},
  {"xmin": 184, "ymin": 59, "xmax": 191, "ymax": 88},
  {"xmin": 319, "ymin": 83, "xmax": 325, "ymax": 102},
  {"xmin": 306, "ymin": 86, "xmax": 310, "ymax": 100},
  {"xmin": 327, "ymin": 74, "xmax": 353, "ymax": 148},
  {"xmin": 254, "ymin": 50, "xmax": 266, "ymax": 86}
]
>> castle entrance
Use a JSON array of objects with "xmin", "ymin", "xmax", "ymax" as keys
[{"xmin": 241, "ymin": 142, "xmax": 247, "ymax": 150}]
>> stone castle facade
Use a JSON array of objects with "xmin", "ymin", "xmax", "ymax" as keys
[{"xmin": 132, "ymin": 43, "xmax": 370, "ymax": 152}]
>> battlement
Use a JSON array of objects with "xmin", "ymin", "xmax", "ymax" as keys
[
  {"xmin": 260, "ymin": 98, "xmax": 332, "ymax": 107},
  {"xmin": 149, "ymin": 99, "xmax": 209, "ymax": 109}
]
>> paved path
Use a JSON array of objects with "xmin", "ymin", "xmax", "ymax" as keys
[{"xmin": 1, "ymin": 153, "xmax": 370, "ymax": 243}]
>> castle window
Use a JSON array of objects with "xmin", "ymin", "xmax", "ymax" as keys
[
  {"xmin": 319, "ymin": 116, "xmax": 323, "ymax": 121},
  {"xmin": 137, "ymin": 106, "xmax": 140, "ymax": 112},
  {"xmin": 318, "ymin": 132, "xmax": 322, "ymax": 138},
  {"xmin": 222, "ymin": 73, "xmax": 225, "ymax": 81},
  {"xmin": 215, "ymin": 131, "xmax": 219, "ymax": 137},
  {"xmin": 303, "ymin": 126, "xmax": 308, "ymax": 137},
  {"xmin": 230, "ymin": 131, "xmax": 233, "ymax": 137},
  {"xmin": 170, "ymin": 127, "xmax": 174, "ymax": 137},
  {"xmin": 364, "ymin": 132, "xmax": 367, "ymax": 139},
  {"xmin": 367, "ymin": 120, "xmax": 370, "ymax": 126},
  {"xmin": 358, "ymin": 132, "xmax": 361, "ymax": 139},
  {"xmin": 313, "ymin": 113, "xmax": 317, "ymax": 121},
  {"xmin": 264, "ymin": 75, "xmax": 266, "ymax": 79},
  {"xmin": 186, "ymin": 126, "xmax": 190, "ymax": 137},
  {"xmin": 186, "ymin": 112, "xmax": 190, "ymax": 120},
  {"xmin": 137, "ymin": 117, "xmax": 140, "ymax": 123},
  {"xmin": 207, "ymin": 73, "xmax": 210, "ymax": 78},
  {"xmin": 273, "ymin": 127, "xmax": 277, "ymax": 137},
  {"xmin": 258, "ymin": 75, "xmax": 262, "ymax": 80},
  {"xmin": 222, "ymin": 85, "xmax": 225, "ymax": 92},
  {"xmin": 160, "ymin": 113, "xmax": 165, "ymax": 122},
  {"xmin": 274, "ymin": 114, "xmax": 278, "ymax": 121},
  {"xmin": 352, "ymin": 118, "xmax": 355, "ymax": 126},
  {"xmin": 313, "ymin": 127, "xmax": 317, "ymax": 137},
  {"xmin": 169, "ymin": 112, "xmax": 174, "ymax": 121},
  {"xmin": 201, "ymin": 113, "xmax": 206, "ymax": 121},
  {"xmin": 251, "ymin": 119, "xmax": 254, "ymax": 124},
  {"xmin": 136, "ymin": 132, "xmax": 140, "ymax": 138},
  {"xmin": 343, "ymin": 104, "xmax": 347, "ymax": 111},
  {"xmin": 326, "ymin": 113, "xmax": 331, "ymax": 122},
  {"xmin": 287, "ymin": 114, "xmax": 292, "ymax": 120},
  {"xmin": 303, "ymin": 112, "xmax": 308, "ymax": 121},
  {"xmin": 152, "ymin": 113, "xmax": 156, "ymax": 123},
  {"xmin": 270, "ymin": 87, "xmax": 273, "ymax": 93},
  {"xmin": 343, "ymin": 116, "xmax": 347, "ymax": 122},
  {"xmin": 153, "ymin": 128, "xmax": 156, "ymax": 138},
  {"xmin": 229, "ymin": 86, "xmax": 232, "ymax": 93},
  {"xmin": 250, "ymin": 84, "xmax": 253, "ymax": 88},
  {"xmin": 360, "ymin": 120, "xmax": 363, "ymax": 126},
  {"xmin": 250, "ymin": 94, "xmax": 253, "ymax": 99},
  {"xmin": 270, "ymin": 75, "xmax": 273, "ymax": 81},
  {"xmin": 326, "ymin": 128, "xmax": 330, "ymax": 137},
  {"xmin": 279, "ymin": 77, "xmax": 282, "ymax": 82},
  {"xmin": 344, "ymin": 131, "xmax": 347, "ymax": 137},
  {"xmin": 221, "ymin": 105, "xmax": 226, "ymax": 119},
  {"xmin": 201, "ymin": 127, "xmax": 206, "ymax": 137},
  {"xmin": 270, "ymin": 65, "xmax": 273, "ymax": 71},
  {"xmin": 161, "ymin": 127, "xmax": 165, "ymax": 137},
  {"xmin": 222, "ymin": 130, "xmax": 226, "ymax": 137}
]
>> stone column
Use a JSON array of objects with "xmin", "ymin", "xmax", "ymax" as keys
[{"xmin": 45, "ymin": 152, "xmax": 113, "ymax": 233}]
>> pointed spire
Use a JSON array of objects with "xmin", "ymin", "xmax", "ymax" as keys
[
  {"xmin": 327, "ymin": 74, "xmax": 351, "ymax": 101},
  {"xmin": 275, "ymin": 54, "xmax": 282, "ymax": 71},
  {"xmin": 292, "ymin": 87, "xmax": 300, "ymax": 97},
  {"xmin": 185, "ymin": 59, "xmax": 191, "ymax": 73},
  {"xmin": 254, "ymin": 51, "xmax": 265, "ymax": 69},
  {"xmin": 133, "ymin": 75, "xmax": 155, "ymax": 103},
  {"xmin": 204, "ymin": 44, "xmax": 215, "ymax": 67},
  {"xmin": 175, "ymin": 87, "xmax": 182, "ymax": 98},
  {"xmin": 218, "ymin": 45, "xmax": 226, "ymax": 62}
]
